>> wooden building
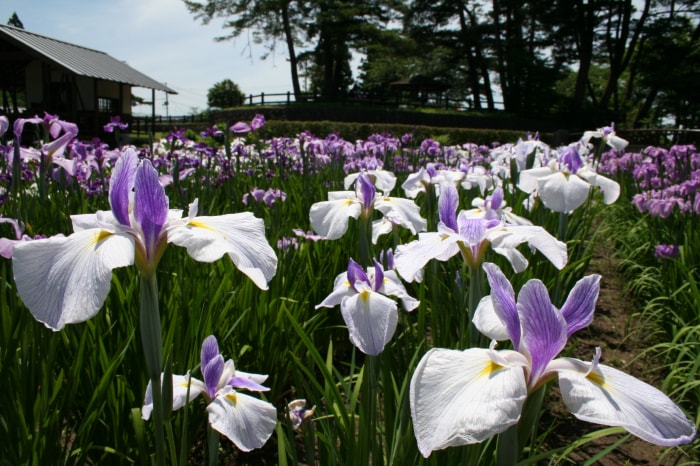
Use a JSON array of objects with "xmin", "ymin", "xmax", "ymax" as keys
[{"xmin": 0, "ymin": 24, "xmax": 175, "ymax": 135}]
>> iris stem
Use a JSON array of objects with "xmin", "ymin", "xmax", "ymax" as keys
[
  {"xmin": 140, "ymin": 273, "xmax": 166, "ymax": 466},
  {"xmin": 468, "ymin": 266, "xmax": 484, "ymax": 347},
  {"xmin": 496, "ymin": 422, "xmax": 518, "ymax": 466},
  {"xmin": 207, "ymin": 425, "xmax": 220, "ymax": 466}
]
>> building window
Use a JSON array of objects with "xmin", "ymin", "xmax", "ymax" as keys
[{"xmin": 98, "ymin": 97, "xmax": 116, "ymax": 113}]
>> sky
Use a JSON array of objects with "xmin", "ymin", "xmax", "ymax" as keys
[{"xmin": 1, "ymin": 0, "xmax": 295, "ymax": 115}]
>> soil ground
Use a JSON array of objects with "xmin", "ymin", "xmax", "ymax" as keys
[{"xmin": 539, "ymin": 238, "xmax": 694, "ymax": 465}]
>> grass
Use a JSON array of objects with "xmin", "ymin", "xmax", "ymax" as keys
[{"xmin": 0, "ymin": 122, "xmax": 697, "ymax": 465}]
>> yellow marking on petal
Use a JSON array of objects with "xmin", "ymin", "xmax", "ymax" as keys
[
  {"xmin": 359, "ymin": 290, "xmax": 370, "ymax": 302},
  {"xmin": 188, "ymin": 219, "xmax": 213, "ymax": 230},
  {"xmin": 478, "ymin": 359, "xmax": 503, "ymax": 379},
  {"xmin": 88, "ymin": 230, "xmax": 113, "ymax": 249},
  {"xmin": 226, "ymin": 393, "xmax": 238, "ymax": 405},
  {"xmin": 586, "ymin": 370, "xmax": 609, "ymax": 389},
  {"xmin": 343, "ymin": 199, "xmax": 354, "ymax": 206}
]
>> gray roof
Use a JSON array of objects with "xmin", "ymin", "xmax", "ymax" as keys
[{"xmin": 0, "ymin": 24, "xmax": 176, "ymax": 94}]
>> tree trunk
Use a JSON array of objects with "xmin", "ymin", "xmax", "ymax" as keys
[{"xmin": 281, "ymin": 3, "xmax": 302, "ymax": 101}]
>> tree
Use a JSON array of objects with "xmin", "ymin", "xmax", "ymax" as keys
[
  {"xmin": 184, "ymin": 0, "xmax": 308, "ymax": 101},
  {"xmin": 207, "ymin": 79, "xmax": 245, "ymax": 108},
  {"xmin": 7, "ymin": 12, "xmax": 23, "ymax": 28}
]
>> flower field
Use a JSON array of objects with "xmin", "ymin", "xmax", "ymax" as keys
[{"xmin": 0, "ymin": 114, "xmax": 697, "ymax": 465}]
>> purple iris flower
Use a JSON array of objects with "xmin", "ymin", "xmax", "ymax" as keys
[
  {"xmin": 410, "ymin": 262, "xmax": 696, "ymax": 457},
  {"xmin": 103, "ymin": 116, "xmax": 129, "ymax": 133},
  {"xmin": 143, "ymin": 335, "xmax": 277, "ymax": 452}
]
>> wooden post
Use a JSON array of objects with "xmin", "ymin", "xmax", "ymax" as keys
[
  {"xmin": 151, "ymin": 89, "xmax": 156, "ymax": 135},
  {"xmin": 261, "ymin": 92, "xmax": 265, "ymax": 105}
]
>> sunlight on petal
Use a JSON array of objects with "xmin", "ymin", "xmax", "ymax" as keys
[
  {"xmin": 13, "ymin": 229, "xmax": 134, "ymax": 330},
  {"xmin": 410, "ymin": 348, "xmax": 527, "ymax": 457},
  {"xmin": 168, "ymin": 213, "xmax": 277, "ymax": 290},
  {"xmin": 558, "ymin": 361, "xmax": 697, "ymax": 446},
  {"xmin": 207, "ymin": 389, "xmax": 277, "ymax": 452}
]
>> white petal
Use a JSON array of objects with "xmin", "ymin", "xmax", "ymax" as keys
[
  {"xmin": 394, "ymin": 233, "xmax": 459, "ymax": 282},
  {"xmin": 309, "ymin": 195, "xmax": 361, "ymax": 240},
  {"xmin": 142, "ymin": 373, "xmax": 206, "ymax": 420},
  {"xmin": 375, "ymin": 196, "xmax": 427, "ymax": 234},
  {"xmin": 558, "ymin": 361, "xmax": 697, "ymax": 446},
  {"xmin": 12, "ymin": 229, "xmax": 134, "ymax": 330},
  {"xmin": 168, "ymin": 213, "xmax": 277, "ymax": 290},
  {"xmin": 490, "ymin": 225, "xmax": 567, "ymax": 271},
  {"xmin": 410, "ymin": 348, "xmax": 527, "ymax": 457},
  {"xmin": 518, "ymin": 167, "xmax": 553, "ymax": 194},
  {"xmin": 579, "ymin": 169, "xmax": 620, "ymax": 205},
  {"xmin": 380, "ymin": 271, "xmax": 420, "ymax": 311},
  {"xmin": 315, "ymin": 273, "xmax": 354, "ymax": 309},
  {"xmin": 340, "ymin": 292, "xmax": 398, "ymax": 355},
  {"xmin": 538, "ymin": 172, "xmax": 591, "ymax": 213},
  {"xmin": 371, "ymin": 218, "xmax": 394, "ymax": 244},
  {"xmin": 207, "ymin": 389, "xmax": 278, "ymax": 452},
  {"xmin": 473, "ymin": 295, "xmax": 510, "ymax": 341}
]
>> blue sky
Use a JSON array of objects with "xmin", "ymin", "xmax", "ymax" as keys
[{"xmin": 1, "ymin": 0, "xmax": 295, "ymax": 115}]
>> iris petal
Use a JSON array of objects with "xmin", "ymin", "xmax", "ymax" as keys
[
  {"xmin": 109, "ymin": 148, "xmax": 138, "ymax": 226},
  {"xmin": 560, "ymin": 274, "xmax": 601, "ymax": 337},
  {"xmin": 517, "ymin": 279, "xmax": 567, "ymax": 383},
  {"xmin": 309, "ymin": 193, "xmax": 361, "ymax": 239},
  {"xmin": 340, "ymin": 292, "xmax": 398, "ymax": 355},
  {"xmin": 12, "ymin": 229, "xmax": 134, "ymax": 330},
  {"xmin": 410, "ymin": 348, "xmax": 527, "ymax": 457},
  {"xmin": 207, "ymin": 388, "xmax": 277, "ymax": 452},
  {"xmin": 558, "ymin": 361, "xmax": 697, "ymax": 446},
  {"xmin": 167, "ymin": 212, "xmax": 277, "ymax": 290}
]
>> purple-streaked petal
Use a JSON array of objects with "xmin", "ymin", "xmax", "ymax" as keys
[
  {"xmin": 372, "ymin": 259, "xmax": 384, "ymax": 292},
  {"xmin": 109, "ymin": 149, "xmax": 138, "ymax": 226},
  {"xmin": 347, "ymin": 258, "xmax": 369, "ymax": 290},
  {"xmin": 228, "ymin": 376, "xmax": 270, "ymax": 392},
  {"xmin": 557, "ymin": 359, "xmax": 696, "ymax": 446},
  {"xmin": 357, "ymin": 173, "xmax": 376, "ymax": 214},
  {"xmin": 560, "ymin": 274, "xmax": 601, "ymax": 337},
  {"xmin": 251, "ymin": 114, "xmax": 265, "ymax": 131},
  {"xmin": 230, "ymin": 122, "xmax": 251, "ymax": 133},
  {"xmin": 560, "ymin": 145, "xmax": 583, "ymax": 173},
  {"xmin": 201, "ymin": 335, "xmax": 220, "ymax": 369},
  {"xmin": 134, "ymin": 160, "xmax": 168, "ymax": 258},
  {"xmin": 488, "ymin": 187, "xmax": 504, "ymax": 211},
  {"xmin": 203, "ymin": 354, "xmax": 225, "ymax": 398},
  {"xmin": 457, "ymin": 215, "xmax": 488, "ymax": 247},
  {"xmin": 438, "ymin": 181, "xmax": 459, "ymax": 232},
  {"xmin": 517, "ymin": 279, "xmax": 567, "ymax": 384},
  {"xmin": 482, "ymin": 262, "xmax": 521, "ymax": 348}
]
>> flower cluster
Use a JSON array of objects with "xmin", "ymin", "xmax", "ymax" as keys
[{"xmin": 599, "ymin": 144, "xmax": 700, "ymax": 218}]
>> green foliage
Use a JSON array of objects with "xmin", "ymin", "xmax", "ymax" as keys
[
  {"xmin": 207, "ymin": 79, "xmax": 245, "ymax": 109},
  {"xmin": 1, "ymin": 129, "xmax": 697, "ymax": 465}
]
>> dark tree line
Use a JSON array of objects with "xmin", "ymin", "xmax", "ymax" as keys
[{"xmin": 184, "ymin": 0, "xmax": 699, "ymax": 128}]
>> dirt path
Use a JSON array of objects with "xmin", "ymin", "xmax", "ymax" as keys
[{"xmin": 539, "ymin": 238, "xmax": 688, "ymax": 465}]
